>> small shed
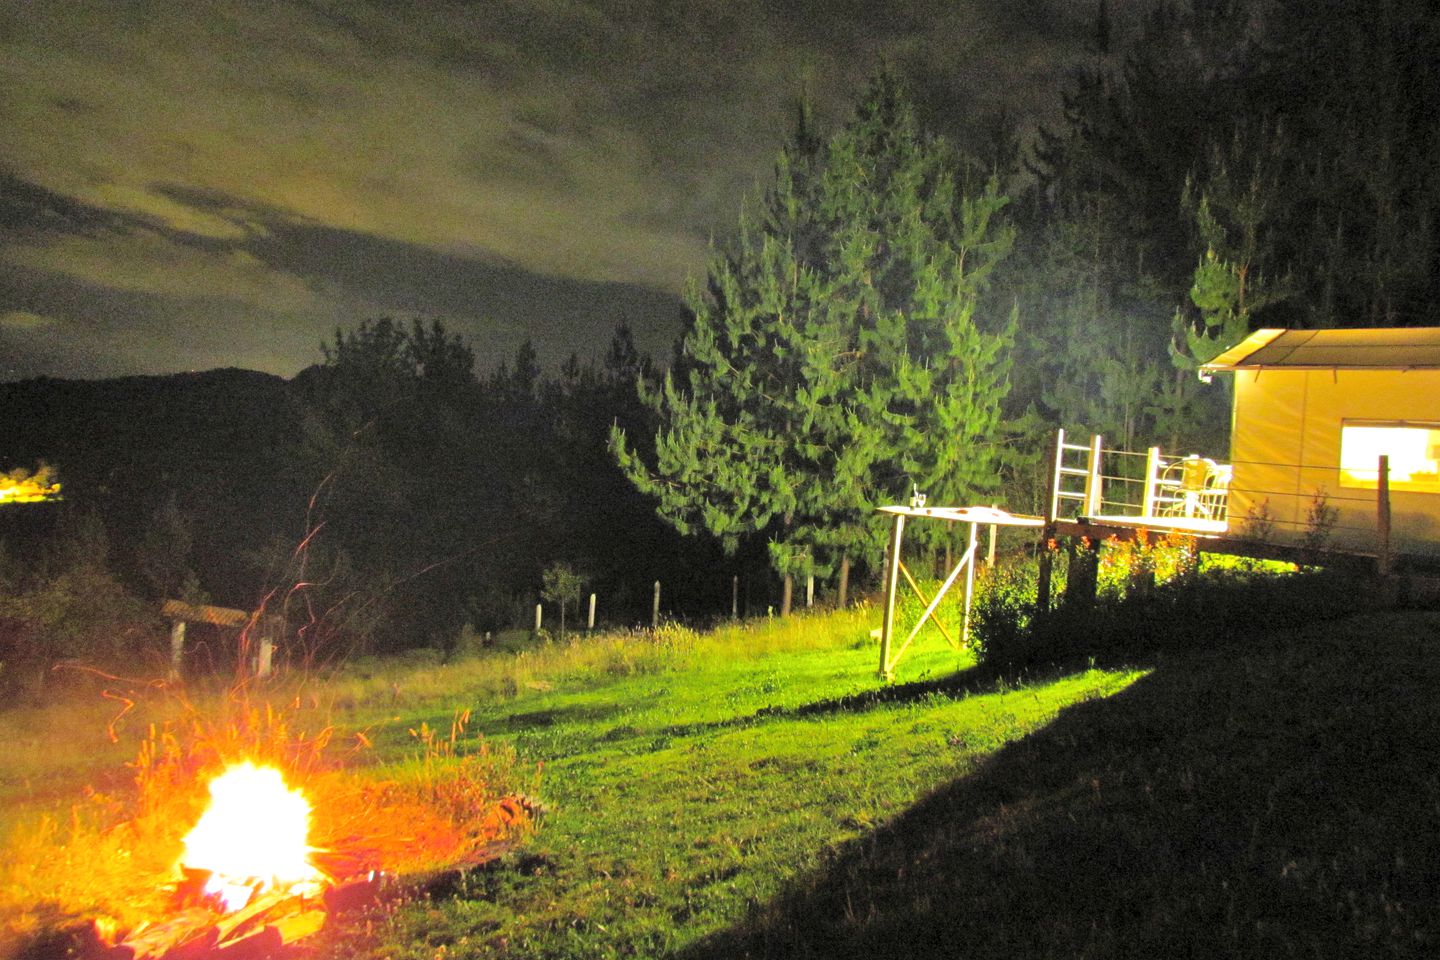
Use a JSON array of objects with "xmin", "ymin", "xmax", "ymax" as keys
[
  {"xmin": 161, "ymin": 600, "xmax": 283, "ymax": 678},
  {"xmin": 1201, "ymin": 327, "xmax": 1440, "ymax": 556}
]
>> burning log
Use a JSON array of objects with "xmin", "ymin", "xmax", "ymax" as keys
[{"xmin": 97, "ymin": 877, "xmax": 375, "ymax": 960}]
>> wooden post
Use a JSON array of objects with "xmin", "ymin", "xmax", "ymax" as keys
[
  {"xmin": 1084, "ymin": 434, "xmax": 1104, "ymax": 518},
  {"xmin": 986, "ymin": 505, "xmax": 998, "ymax": 568},
  {"xmin": 256, "ymin": 626, "xmax": 274, "ymax": 679},
  {"xmin": 1037, "ymin": 438, "xmax": 1060, "ymax": 614},
  {"xmin": 1036, "ymin": 525, "xmax": 1055, "ymax": 613},
  {"xmin": 1065, "ymin": 535, "xmax": 1102, "ymax": 610},
  {"xmin": 879, "ymin": 512, "xmax": 906, "ymax": 679},
  {"xmin": 587, "ymin": 593, "xmax": 596, "ymax": 632},
  {"xmin": 962, "ymin": 521, "xmax": 979, "ymax": 647},
  {"xmin": 731, "ymin": 575, "xmax": 739, "ymax": 619},
  {"xmin": 534, "ymin": 602, "xmax": 542, "ymax": 636},
  {"xmin": 1377, "ymin": 455, "xmax": 1393, "ymax": 606},
  {"xmin": 652, "ymin": 580, "xmax": 661, "ymax": 629},
  {"xmin": 806, "ymin": 573, "xmax": 814, "ymax": 608},
  {"xmin": 1142, "ymin": 445, "xmax": 1161, "ymax": 518},
  {"xmin": 169, "ymin": 620, "xmax": 186, "ymax": 680}
]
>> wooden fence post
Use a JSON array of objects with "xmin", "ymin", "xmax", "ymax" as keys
[
  {"xmin": 534, "ymin": 603, "xmax": 543, "ymax": 636},
  {"xmin": 731, "ymin": 575, "xmax": 739, "ymax": 619},
  {"xmin": 806, "ymin": 573, "xmax": 814, "ymax": 608},
  {"xmin": 1065, "ymin": 535, "xmax": 1101, "ymax": 610},
  {"xmin": 1377, "ymin": 454, "xmax": 1395, "ymax": 607},
  {"xmin": 587, "ymin": 593, "xmax": 596, "ymax": 632},
  {"xmin": 986, "ymin": 504, "xmax": 998, "ymax": 568},
  {"xmin": 1037, "ymin": 435, "xmax": 1060, "ymax": 614},
  {"xmin": 169, "ymin": 620, "xmax": 186, "ymax": 680},
  {"xmin": 256, "ymin": 623, "xmax": 275, "ymax": 679},
  {"xmin": 652, "ymin": 580, "xmax": 661, "ymax": 629}
]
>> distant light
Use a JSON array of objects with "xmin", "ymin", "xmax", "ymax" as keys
[{"xmin": 0, "ymin": 469, "xmax": 61, "ymax": 505}]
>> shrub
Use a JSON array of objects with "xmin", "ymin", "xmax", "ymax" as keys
[
  {"xmin": 972, "ymin": 549, "xmax": 1367, "ymax": 674},
  {"xmin": 0, "ymin": 511, "xmax": 157, "ymax": 696},
  {"xmin": 970, "ymin": 561, "xmax": 1044, "ymax": 673}
]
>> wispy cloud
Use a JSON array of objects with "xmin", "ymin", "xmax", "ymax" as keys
[
  {"xmin": 0, "ymin": 309, "xmax": 58, "ymax": 330},
  {"xmin": 0, "ymin": 0, "xmax": 1099, "ymax": 378}
]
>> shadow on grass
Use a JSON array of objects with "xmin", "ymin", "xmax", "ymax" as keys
[
  {"xmin": 679, "ymin": 611, "xmax": 1440, "ymax": 959},
  {"xmin": 649, "ymin": 666, "xmax": 1052, "ymax": 744}
]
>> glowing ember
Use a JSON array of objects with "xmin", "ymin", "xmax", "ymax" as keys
[{"xmin": 180, "ymin": 762, "xmax": 324, "ymax": 911}]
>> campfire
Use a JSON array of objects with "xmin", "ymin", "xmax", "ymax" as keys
[
  {"xmin": 86, "ymin": 753, "xmax": 534, "ymax": 960},
  {"xmin": 179, "ymin": 762, "xmax": 325, "ymax": 912},
  {"xmin": 6, "ymin": 701, "xmax": 537, "ymax": 960},
  {"xmin": 94, "ymin": 761, "xmax": 378, "ymax": 959}
]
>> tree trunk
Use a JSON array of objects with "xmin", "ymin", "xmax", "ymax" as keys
[
  {"xmin": 837, "ymin": 550, "xmax": 851, "ymax": 609},
  {"xmin": 781, "ymin": 573, "xmax": 793, "ymax": 617}
]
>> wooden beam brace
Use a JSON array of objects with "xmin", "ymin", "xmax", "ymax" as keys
[
  {"xmin": 886, "ymin": 540, "xmax": 977, "ymax": 675},
  {"xmin": 898, "ymin": 561, "xmax": 959, "ymax": 649}
]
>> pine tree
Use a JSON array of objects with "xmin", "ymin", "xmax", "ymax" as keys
[{"xmin": 614, "ymin": 75, "xmax": 1017, "ymax": 611}]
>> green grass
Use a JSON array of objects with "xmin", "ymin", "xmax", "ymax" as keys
[
  {"xmin": 6, "ymin": 594, "xmax": 1439, "ymax": 959},
  {"xmin": 320, "ymin": 607, "xmax": 1143, "ymax": 959}
]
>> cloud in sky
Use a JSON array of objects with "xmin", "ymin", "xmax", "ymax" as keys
[
  {"xmin": 0, "ymin": 0, "xmax": 1105, "ymax": 380},
  {"xmin": 0, "ymin": 310, "xmax": 57, "ymax": 330}
]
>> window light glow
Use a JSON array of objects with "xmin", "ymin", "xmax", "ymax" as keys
[{"xmin": 1339, "ymin": 422, "xmax": 1440, "ymax": 493}]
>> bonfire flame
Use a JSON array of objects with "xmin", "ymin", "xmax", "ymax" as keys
[{"xmin": 180, "ymin": 761, "xmax": 325, "ymax": 911}]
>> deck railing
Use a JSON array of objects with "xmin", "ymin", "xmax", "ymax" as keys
[{"xmin": 1050, "ymin": 429, "xmax": 1231, "ymax": 525}]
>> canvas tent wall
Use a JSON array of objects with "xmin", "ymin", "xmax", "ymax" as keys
[{"xmin": 1201, "ymin": 328, "xmax": 1440, "ymax": 557}]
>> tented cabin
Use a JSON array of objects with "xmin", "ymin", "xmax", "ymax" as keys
[{"xmin": 1201, "ymin": 327, "xmax": 1440, "ymax": 558}]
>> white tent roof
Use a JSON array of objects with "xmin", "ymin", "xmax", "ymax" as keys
[{"xmin": 1201, "ymin": 327, "xmax": 1440, "ymax": 373}]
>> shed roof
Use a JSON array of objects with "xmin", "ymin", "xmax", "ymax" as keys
[
  {"xmin": 1200, "ymin": 327, "xmax": 1440, "ymax": 372},
  {"xmin": 161, "ymin": 599, "xmax": 249, "ymax": 627}
]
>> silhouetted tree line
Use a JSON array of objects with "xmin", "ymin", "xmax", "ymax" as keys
[{"xmin": 268, "ymin": 316, "xmax": 736, "ymax": 656}]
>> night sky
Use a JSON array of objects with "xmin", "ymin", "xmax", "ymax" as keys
[{"xmin": 1, "ymin": 0, "xmax": 1113, "ymax": 382}]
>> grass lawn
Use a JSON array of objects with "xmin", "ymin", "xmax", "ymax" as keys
[
  {"xmin": 5, "ymin": 599, "xmax": 1439, "ymax": 958},
  {"xmin": 348, "ymin": 612, "xmax": 1140, "ymax": 959}
]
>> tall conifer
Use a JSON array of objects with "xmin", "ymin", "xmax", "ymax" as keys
[{"xmin": 614, "ymin": 75, "xmax": 1016, "ymax": 612}]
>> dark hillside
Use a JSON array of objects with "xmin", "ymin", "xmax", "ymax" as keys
[{"xmin": 0, "ymin": 369, "xmax": 317, "ymax": 606}]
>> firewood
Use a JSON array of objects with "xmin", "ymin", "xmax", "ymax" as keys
[
  {"xmin": 268, "ymin": 910, "xmax": 326, "ymax": 943},
  {"xmin": 212, "ymin": 924, "xmax": 280, "ymax": 960},
  {"xmin": 111, "ymin": 909, "xmax": 216, "ymax": 960}
]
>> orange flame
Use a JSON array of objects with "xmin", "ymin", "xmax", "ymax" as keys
[{"xmin": 180, "ymin": 762, "xmax": 324, "ymax": 911}]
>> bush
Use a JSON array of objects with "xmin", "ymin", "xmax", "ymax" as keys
[
  {"xmin": 972, "ymin": 548, "xmax": 1368, "ymax": 674},
  {"xmin": 970, "ymin": 561, "xmax": 1044, "ymax": 673},
  {"xmin": 0, "ymin": 511, "xmax": 158, "ymax": 696}
]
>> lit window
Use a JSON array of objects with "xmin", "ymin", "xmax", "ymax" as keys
[{"xmin": 1339, "ymin": 421, "xmax": 1440, "ymax": 493}]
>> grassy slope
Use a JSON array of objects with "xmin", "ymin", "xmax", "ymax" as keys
[
  {"xmin": 6, "ymin": 602, "xmax": 1438, "ymax": 959},
  {"xmin": 342, "ymin": 612, "xmax": 1144, "ymax": 959},
  {"xmin": 352, "ymin": 608, "xmax": 1440, "ymax": 959}
]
